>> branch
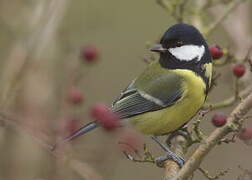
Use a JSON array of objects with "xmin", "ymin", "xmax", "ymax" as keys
[
  {"xmin": 0, "ymin": 112, "xmax": 102, "ymax": 180},
  {"xmin": 164, "ymin": 135, "xmax": 188, "ymax": 180},
  {"xmin": 204, "ymin": 0, "xmax": 244, "ymax": 37},
  {"xmin": 203, "ymin": 84, "xmax": 252, "ymax": 110},
  {"xmin": 172, "ymin": 91, "xmax": 252, "ymax": 180},
  {"xmin": 0, "ymin": 0, "xmax": 68, "ymax": 108}
]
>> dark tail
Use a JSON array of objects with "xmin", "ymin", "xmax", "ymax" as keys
[
  {"xmin": 64, "ymin": 121, "xmax": 98, "ymax": 142},
  {"xmin": 52, "ymin": 122, "xmax": 98, "ymax": 151}
]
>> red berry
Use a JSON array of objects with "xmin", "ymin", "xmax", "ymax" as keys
[
  {"xmin": 212, "ymin": 113, "xmax": 227, "ymax": 127},
  {"xmin": 80, "ymin": 45, "xmax": 99, "ymax": 63},
  {"xmin": 209, "ymin": 45, "xmax": 223, "ymax": 60},
  {"xmin": 232, "ymin": 64, "xmax": 246, "ymax": 78},
  {"xmin": 67, "ymin": 88, "xmax": 84, "ymax": 105},
  {"xmin": 238, "ymin": 127, "xmax": 252, "ymax": 141},
  {"xmin": 90, "ymin": 104, "xmax": 120, "ymax": 131}
]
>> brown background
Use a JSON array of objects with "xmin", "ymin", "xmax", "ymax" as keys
[{"xmin": 0, "ymin": 0, "xmax": 251, "ymax": 180}]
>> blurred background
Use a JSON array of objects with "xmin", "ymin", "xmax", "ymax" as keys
[{"xmin": 0, "ymin": 0, "xmax": 252, "ymax": 180}]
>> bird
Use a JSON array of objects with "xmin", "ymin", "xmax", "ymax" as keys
[{"xmin": 59, "ymin": 23, "xmax": 212, "ymax": 167}]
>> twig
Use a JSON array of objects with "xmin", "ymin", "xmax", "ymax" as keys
[
  {"xmin": 123, "ymin": 152, "xmax": 155, "ymax": 164},
  {"xmin": 218, "ymin": 133, "xmax": 237, "ymax": 145},
  {"xmin": 0, "ymin": 111, "xmax": 102, "ymax": 180},
  {"xmin": 118, "ymin": 141, "xmax": 142, "ymax": 158},
  {"xmin": 204, "ymin": 0, "xmax": 245, "ymax": 37},
  {"xmin": 122, "ymin": 143, "xmax": 155, "ymax": 164},
  {"xmin": 237, "ymin": 166, "xmax": 252, "ymax": 180},
  {"xmin": 30, "ymin": 0, "xmax": 68, "ymax": 60},
  {"xmin": 234, "ymin": 77, "xmax": 240, "ymax": 101},
  {"xmin": 0, "ymin": 0, "xmax": 68, "ymax": 108},
  {"xmin": 156, "ymin": 0, "xmax": 189, "ymax": 23},
  {"xmin": 203, "ymin": 84, "xmax": 252, "ymax": 110},
  {"xmin": 176, "ymin": 0, "xmax": 189, "ymax": 23},
  {"xmin": 188, "ymin": 110, "xmax": 210, "ymax": 146},
  {"xmin": 243, "ymin": 45, "xmax": 252, "ymax": 62},
  {"xmin": 248, "ymin": 59, "xmax": 252, "ymax": 72},
  {"xmin": 244, "ymin": 45, "xmax": 252, "ymax": 71},
  {"xmin": 164, "ymin": 135, "xmax": 188, "ymax": 180},
  {"xmin": 171, "ymin": 91, "xmax": 252, "ymax": 180},
  {"xmin": 213, "ymin": 48, "xmax": 235, "ymax": 66},
  {"xmin": 198, "ymin": 167, "xmax": 230, "ymax": 180},
  {"xmin": 193, "ymin": 120, "xmax": 205, "ymax": 141},
  {"xmin": 156, "ymin": 0, "xmax": 171, "ymax": 12}
]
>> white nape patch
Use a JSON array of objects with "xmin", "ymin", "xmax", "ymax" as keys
[{"xmin": 169, "ymin": 45, "xmax": 205, "ymax": 61}]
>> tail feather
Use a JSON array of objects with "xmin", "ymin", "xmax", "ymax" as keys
[{"xmin": 63, "ymin": 121, "xmax": 98, "ymax": 142}]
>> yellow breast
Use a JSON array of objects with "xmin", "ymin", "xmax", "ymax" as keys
[{"xmin": 129, "ymin": 69, "xmax": 206, "ymax": 135}]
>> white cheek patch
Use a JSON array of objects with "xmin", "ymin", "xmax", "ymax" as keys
[{"xmin": 169, "ymin": 45, "xmax": 205, "ymax": 61}]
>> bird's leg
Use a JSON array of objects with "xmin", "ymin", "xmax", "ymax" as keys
[{"xmin": 151, "ymin": 136, "xmax": 185, "ymax": 168}]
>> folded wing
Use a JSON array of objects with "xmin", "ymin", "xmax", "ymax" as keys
[{"xmin": 112, "ymin": 70, "xmax": 184, "ymax": 119}]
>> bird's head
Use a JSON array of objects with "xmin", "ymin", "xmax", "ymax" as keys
[
  {"xmin": 151, "ymin": 24, "xmax": 211, "ymax": 64},
  {"xmin": 151, "ymin": 24, "xmax": 212, "ymax": 91}
]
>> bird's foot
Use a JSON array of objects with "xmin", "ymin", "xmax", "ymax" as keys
[
  {"xmin": 151, "ymin": 136, "xmax": 185, "ymax": 168},
  {"xmin": 154, "ymin": 153, "xmax": 185, "ymax": 168}
]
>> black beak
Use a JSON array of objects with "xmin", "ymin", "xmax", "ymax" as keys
[{"xmin": 150, "ymin": 44, "xmax": 167, "ymax": 53}]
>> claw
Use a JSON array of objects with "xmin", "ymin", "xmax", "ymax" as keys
[{"xmin": 155, "ymin": 154, "xmax": 185, "ymax": 168}]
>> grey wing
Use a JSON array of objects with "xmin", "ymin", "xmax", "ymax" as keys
[{"xmin": 111, "ymin": 84, "xmax": 183, "ymax": 119}]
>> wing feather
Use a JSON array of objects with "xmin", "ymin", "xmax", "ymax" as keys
[
  {"xmin": 111, "ymin": 63, "xmax": 185, "ymax": 119},
  {"xmin": 112, "ymin": 81, "xmax": 183, "ymax": 118},
  {"xmin": 112, "ymin": 91, "xmax": 162, "ymax": 118}
]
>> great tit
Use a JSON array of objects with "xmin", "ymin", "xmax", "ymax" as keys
[{"xmin": 60, "ymin": 24, "xmax": 212, "ymax": 165}]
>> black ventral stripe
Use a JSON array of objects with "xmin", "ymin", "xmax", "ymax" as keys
[{"xmin": 159, "ymin": 53, "xmax": 210, "ymax": 94}]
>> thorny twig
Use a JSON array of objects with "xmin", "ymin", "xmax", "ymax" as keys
[
  {"xmin": 122, "ymin": 144, "xmax": 155, "ymax": 164},
  {"xmin": 188, "ymin": 110, "xmax": 210, "ymax": 146},
  {"xmin": 170, "ymin": 91, "xmax": 252, "ymax": 180},
  {"xmin": 213, "ymin": 48, "xmax": 235, "ymax": 67},
  {"xmin": 203, "ymin": 84, "xmax": 252, "ymax": 110},
  {"xmin": 198, "ymin": 167, "xmax": 230, "ymax": 180},
  {"xmin": 218, "ymin": 133, "xmax": 237, "ymax": 145},
  {"xmin": 156, "ymin": 0, "xmax": 189, "ymax": 23}
]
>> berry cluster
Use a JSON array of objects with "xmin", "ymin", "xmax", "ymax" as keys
[
  {"xmin": 212, "ymin": 113, "xmax": 252, "ymax": 142},
  {"xmin": 61, "ymin": 45, "xmax": 100, "ymax": 137},
  {"xmin": 63, "ymin": 46, "xmax": 123, "ymax": 134},
  {"xmin": 209, "ymin": 45, "xmax": 247, "ymax": 78},
  {"xmin": 60, "ymin": 45, "xmax": 143, "ymax": 152}
]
